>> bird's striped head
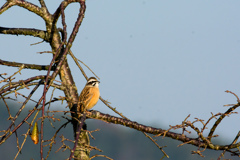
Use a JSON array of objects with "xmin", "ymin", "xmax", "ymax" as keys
[{"xmin": 86, "ymin": 77, "xmax": 100, "ymax": 87}]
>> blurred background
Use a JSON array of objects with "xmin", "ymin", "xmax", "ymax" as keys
[{"xmin": 1, "ymin": 0, "xmax": 240, "ymax": 159}]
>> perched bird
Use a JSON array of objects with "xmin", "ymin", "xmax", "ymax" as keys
[{"xmin": 78, "ymin": 77, "xmax": 100, "ymax": 114}]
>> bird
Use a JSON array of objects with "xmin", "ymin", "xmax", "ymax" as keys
[{"xmin": 78, "ymin": 77, "xmax": 100, "ymax": 114}]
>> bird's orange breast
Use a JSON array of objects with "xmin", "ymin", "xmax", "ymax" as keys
[{"xmin": 86, "ymin": 87, "xmax": 100, "ymax": 110}]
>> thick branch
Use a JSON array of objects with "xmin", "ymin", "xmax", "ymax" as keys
[
  {"xmin": 56, "ymin": 0, "xmax": 86, "ymax": 106},
  {"xmin": 52, "ymin": 0, "xmax": 81, "ymax": 25},
  {"xmin": 0, "ymin": 0, "xmax": 51, "ymax": 21},
  {"xmin": 87, "ymin": 110, "xmax": 240, "ymax": 151},
  {"xmin": 0, "ymin": 27, "xmax": 48, "ymax": 41},
  {"xmin": 0, "ymin": 59, "xmax": 54, "ymax": 70}
]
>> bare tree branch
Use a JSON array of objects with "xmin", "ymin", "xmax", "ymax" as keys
[
  {"xmin": 52, "ymin": 0, "xmax": 81, "ymax": 25},
  {"xmin": 0, "ymin": 27, "xmax": 48, "ymax": 40},
  {"xmin": 208, "ymin": 102, "xmax": 240, "ymax": 141},
  {"xmin": 0, "ymin": 0, "xmax": 51, "ymax": 21},
  {"xmin": 87, "ymin": 110, "xmax": 240, "ymax": 151},
  {"xmin": 0, "ymin": 59, "xmax": 54, "ymax": 70},
  {"xmin": 0, "ymin": 1, "xmax": 15, "ymax": 14},
  {"xmin": 0, "ymin": 75, "xmax": 55, "ymax": 94},
  {"xmin": 38, "ymin": 0, "xmax": 47, "ymax": 9}
]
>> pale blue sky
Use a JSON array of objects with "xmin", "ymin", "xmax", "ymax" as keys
[{"xmin": 1, "ymin": 0, "xmax": 240, "ymax": 145}]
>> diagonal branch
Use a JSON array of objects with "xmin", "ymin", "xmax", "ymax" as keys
[
  {"xmin": 38, "ymin": 0, "xmax": 47, "ymax": 9},
  {"xmin": 0, "ymin": 1, "xmax": 15, "ymax": 14},
  {"xmin": 208, "ymin": 102, "xmax": 240, "ymax": 141}
]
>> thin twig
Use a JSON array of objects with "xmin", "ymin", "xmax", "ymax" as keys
[
  {"xmin": 0, "ymin": 79, "xmax": 43, "ymax": 143},
  {"xmin": 45, "ymin": 121, "xmax": 70, "ymax": 159},
  {"xmin": 14, "ymin": 110, "xmax": 40, "ymax": 160},
  {"xmin": 143, "ymin": 132, "xmax": 169, "ymax": 158},
  {"xmin": 68, "ymin": 49, "xmax": 100, "ymax": 80},
  {"xmin": 0, "ymin": 64, "xmax": 24, "ymax": 83},
  {"xmin": 225, "ymin": 90, "xmax": 240, "ymax": 102}
]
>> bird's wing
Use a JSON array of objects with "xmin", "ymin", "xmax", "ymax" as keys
[{"xmin": 79, "ymin": 87, "xmax": 93, "ymax": 111}]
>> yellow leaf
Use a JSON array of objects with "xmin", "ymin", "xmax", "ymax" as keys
[{"xmin": 31, "ymin": 122, "xmax": 39, "ymax": 144}]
